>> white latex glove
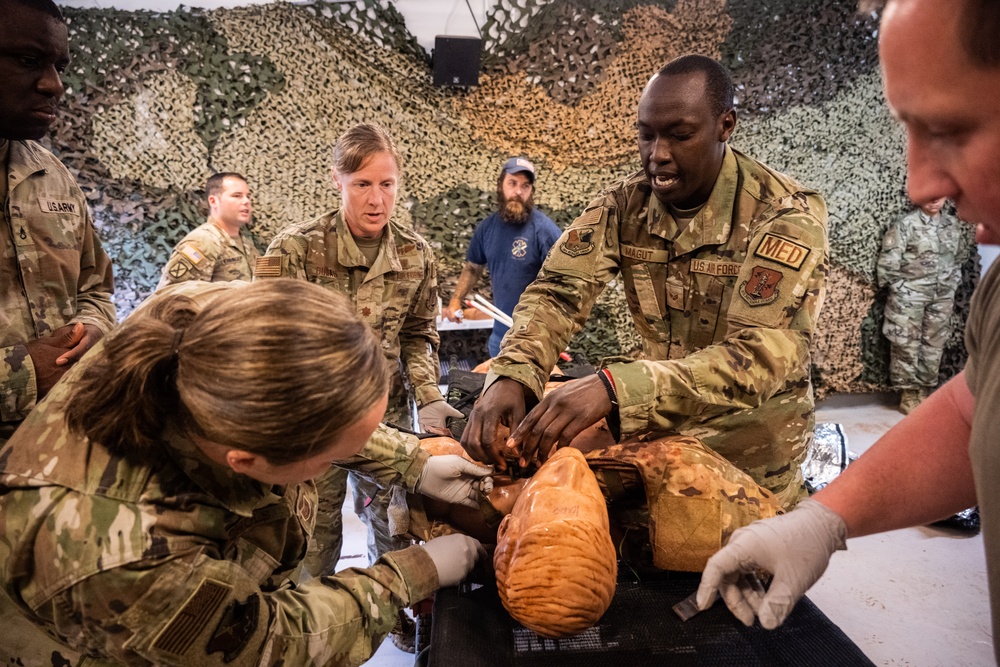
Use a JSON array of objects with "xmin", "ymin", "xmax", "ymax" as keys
[
  {"xmin": 418, "ymin": 400, "xmax": 465, "ymax": 434},
  {"xmin": 696, "ymin": 498, "xmax": 847, "ymax": 629},
  {"xmin": 416, "ymin": 455, "xmax": 494, "ymax": 509},
  {"xmin": 421, "ymin": 533, "xmax": 487, "ymax": 588}
]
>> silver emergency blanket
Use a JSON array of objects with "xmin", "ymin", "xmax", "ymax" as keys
[{"xmin": 802, "ymin": 423, "xmax": 856, "ymax": 493}]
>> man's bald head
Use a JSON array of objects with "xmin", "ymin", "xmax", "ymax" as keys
[
  {"xmin": 867, "ymin": 0, "xmax": 1000, "ymax": 68},
  {"xmin": 2, "ymin": 0, "xmax": 64, "ymax": 22}
]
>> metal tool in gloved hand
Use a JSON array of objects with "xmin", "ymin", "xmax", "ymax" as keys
[
  {"xmin": 674, "ymin": 573, "xmax": 769, "ymax": 621},
  {"xmin": 695, "ymin": 499, "xmax": 847, "ymax": 628}
]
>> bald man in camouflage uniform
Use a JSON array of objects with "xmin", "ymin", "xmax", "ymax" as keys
[
  {"xmin": 464, "ymin": 56, "xmax": 828, "ymax": 509},
  {"xmin": 157, "ymin": 172, "xmax": 260, "ymax": 289},
  {"xmin": 0, "ymin": 0, "xmax": 115, "ymax": 448},
  {"xmin": 877, "ymin": 197, "xmax": 964, "ymax": 414}
]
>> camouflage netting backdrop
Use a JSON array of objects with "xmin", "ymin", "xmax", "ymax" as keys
[{"xmin": 50, "ymin": 0, "xmax": 979, "ymax": 396}]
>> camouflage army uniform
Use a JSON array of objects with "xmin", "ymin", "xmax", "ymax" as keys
[
  {"xmin": 877, "ymin": 208, "xmax": 964, "ymax": 390},
  {"xmin": 0, "ymin": 139, "xmax": 116, "ymax": 446},
  {"xmin": 256, "ymin": 209, "xmax": 443, "ymax": 569},
  {"xmin": 156, "ymin": 219, "xmax": 260, "ymax": 289},
  {"xmin": 490, "ymin": 147, "xmax": 829, "ymax": 507},
  {"xmin": 0, "ymin": 306, "xmax": 438, "ymax": 667}
]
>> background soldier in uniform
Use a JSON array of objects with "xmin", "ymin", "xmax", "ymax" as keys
[
  {"xmin": 157, "ymin": 172, "xmax": 260, "ymax": 289},
  {"xmin": 0, "ymin": 280, "xmax": 487, "ymax": 667},
  {"xmin": 256, "ymin": 123, "xmax": 465, "ymax": 651},
  {"xmin": 0, "ymin": 0, "xmax": 115, "ymax": 447},
  {"xmin": 463, "ymin": 55, "xmax": 829, "ymax": 509},
  {"xmin": 877, "ymin": 196, "xmax": 964, "ymax": 413}
]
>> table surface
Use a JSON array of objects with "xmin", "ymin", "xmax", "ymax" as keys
[
  {"xmin": 429, "ymin": 569, "xmax": 873, "ymax": 667},
  {"xmin": 436, "ymin": 316, "xmax": 495, "ymax": 331}
]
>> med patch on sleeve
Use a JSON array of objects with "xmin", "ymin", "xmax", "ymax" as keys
[
  {"xmin": 752, "ymin": 233, "xmax": 810, "ymax": 270},
  {"xmin": 728, "ymin": 220, "xmax": 825, "ymax": 329}
]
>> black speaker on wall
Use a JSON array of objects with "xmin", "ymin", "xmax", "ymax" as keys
[{"xmin": 433, "ymin": 36, "xmax": 482, "ymax": 87}]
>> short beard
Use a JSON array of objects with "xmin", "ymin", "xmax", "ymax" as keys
[{"xmin": 498, "ymin": 194, "xmax": 534, "ymax": 224}]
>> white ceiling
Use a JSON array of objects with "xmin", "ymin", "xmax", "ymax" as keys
[{"xmin": 53, "ymin": 0, "xmax": 497, "ymax": 52}]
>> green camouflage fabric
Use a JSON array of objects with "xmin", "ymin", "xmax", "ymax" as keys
[
  {"xmin": 0, "ymin": 139, "xmax": 116, "ymax": 446},
  {"xmin": 490, "ymin": 146, "xmax": 829, "ymax": 499},
  {"xmin": 156, "ymin": 219, "xmax": 261, "ymax": 289},
  {"xmin": 0, "ymin": 335, "xmax": 437, "ymax": 667},
  {"xmin": 877, "ymin": 209, "xmax": 964, "ymax": 389}
]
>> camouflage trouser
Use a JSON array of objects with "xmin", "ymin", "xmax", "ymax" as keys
[
  {"xmin": 302, "ymin": 373, "xmax": 415, "ymax": 576},
  {"xmin": 883, "ymin": 288, "xmax": 956, "ymax": 389}
]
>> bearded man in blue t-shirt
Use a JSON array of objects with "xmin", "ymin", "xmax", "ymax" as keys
[{"xmin": 443, "ymin": 157, "xmax": 562, "ymax": 356}]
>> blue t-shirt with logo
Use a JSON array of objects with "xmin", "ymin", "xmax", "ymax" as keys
[{"xmin": 467, "ymin": 208, "xmax": 562, "ymax": 355}]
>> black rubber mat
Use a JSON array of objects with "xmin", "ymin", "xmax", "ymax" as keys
[{"xmin": 429, "ymin": 569, "xmax": 874, "ymax": 666}]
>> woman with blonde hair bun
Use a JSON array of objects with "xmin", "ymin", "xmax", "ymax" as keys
[{"xmin": 0, "ymin": 279, "xmax": 488, "ymax": 667}]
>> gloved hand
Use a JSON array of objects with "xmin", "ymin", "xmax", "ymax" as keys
[
  {"xmin": 416, "ymin": 455, "xmax": 494, "ymax": 509},
  {"xmin": 696, "ymin": 498, "xmax": 847, "ymax": 629},
  {"xmin": 421, "ymin": 534, "xmax": 487, "ymax": 588},
  {"xmin": 418, "ymin": 400, "xmax": 464, "ymax": 435}
]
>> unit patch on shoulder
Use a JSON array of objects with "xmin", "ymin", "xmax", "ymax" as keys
[
  {"xmin": 206, "ymin": 593, "xmax": 260, "ymax": 662},
  {"xmin": 739, "ymin": 266, "xmax": 783, "ymax": 306},
  {"xmin": 180, "ymin": 245, "xmax": 206, "ymax": 265},
  {"xmin": 168, "ymin": 259, "xmax": 193, "ymax": 280},
  {"xmin": 254, "ymin": 255, "xmax": 282, "ymax": 278},
  {"xmin": 753, "ymin": 233, "xmax": 810, "ymax": 270},
  {"xmin": 560, "ymin": 228, "xmax": 595, "ymax": 257},
  {"xmin": 153, "ymin": 579, "xmax": 231, "ymax": 657}
]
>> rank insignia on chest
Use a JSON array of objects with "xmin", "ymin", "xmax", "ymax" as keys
[
  {"xmin": 560, "ymin": 227, "xmax": 595, "ymax": 257},
  {"xmin": 739, "ymin": 265, "xmax": 783, "ymax": 306},
  {"xmin": 297, "ymin": 492, "xmax": 314, "ymax": 523}
]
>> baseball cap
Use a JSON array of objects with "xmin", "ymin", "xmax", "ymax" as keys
[{"xmin": 501, "ymin": 157, "xmax": 536, "ymax": 184}]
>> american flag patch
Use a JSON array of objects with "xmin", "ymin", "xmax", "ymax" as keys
[
  {"xmin": 254, "ymin": 255, "xmax": 282, "ymax": 277},
  {"xmin": 152, "ymin": 579, "xmax": 230, "ymax": 656}
]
